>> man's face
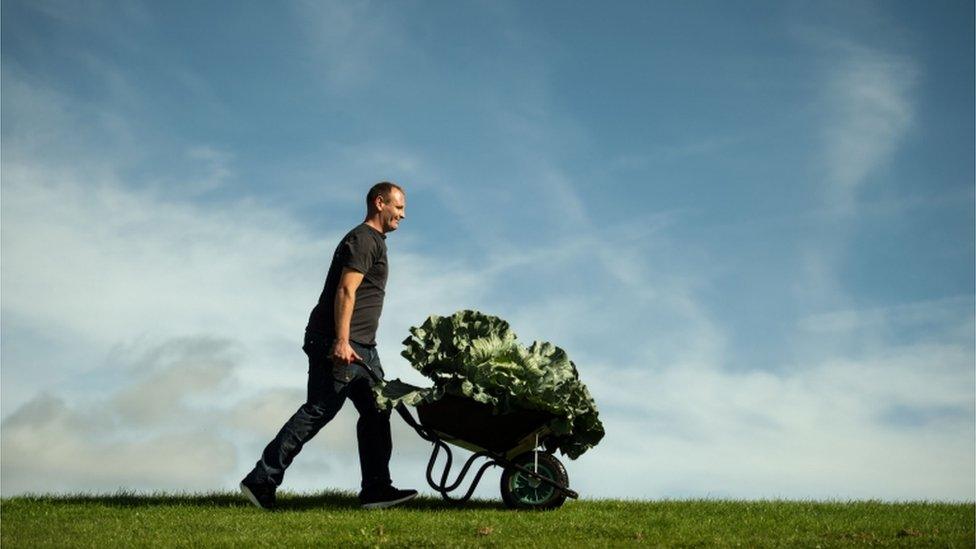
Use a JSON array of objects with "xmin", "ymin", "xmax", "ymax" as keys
[{"xmin": 379, "ymin": 189, "xmax": 406, "ymax": 233}]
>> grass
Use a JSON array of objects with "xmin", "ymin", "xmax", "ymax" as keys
[{"xmin": 1, "ymin": 491, "xmax": 973, "ymax": 547}]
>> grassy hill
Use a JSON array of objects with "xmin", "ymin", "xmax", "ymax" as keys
[{"xmin": 2, "ymin": 491, "xmax": 973, "ymax": 547}]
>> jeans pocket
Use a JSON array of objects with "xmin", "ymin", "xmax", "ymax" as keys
[
  {"xmin": 303, "ymin": 333, "xmax": 329, "ymax": 356},
  {"xmin": 332, "ymin": 362, "xmax": 355, "ymax": 383}
]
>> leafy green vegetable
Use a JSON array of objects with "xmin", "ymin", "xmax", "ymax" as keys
[{"xmin": 376, "ymin": 310, "xmax": 604, "ymax": 459}]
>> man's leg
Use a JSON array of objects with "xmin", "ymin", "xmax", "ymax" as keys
[
  {"xmin": 247, "ymin": 347, "xmax": 346, "ymax": 488},
  {"xmin": 347, "ymin": 377, "xmax": 393, "ymax": 491},
  {"xmin": 348, "ymin": 373, "xmax": 416, "ymax": 509}
]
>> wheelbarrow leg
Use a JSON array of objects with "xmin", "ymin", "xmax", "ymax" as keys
[{"xmin": 425, "ymin": 437, "xmax": 501, "ymax": 502}]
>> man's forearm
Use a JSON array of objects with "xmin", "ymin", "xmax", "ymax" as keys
[{"xmin": 334, "ymin": 286, "xmax": 356, "ymax": 342}]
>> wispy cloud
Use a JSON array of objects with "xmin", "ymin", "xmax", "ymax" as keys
[
  {"xmin": 792, "ymin": 32, "xmax": 919, "ymax": 315},
  {"xmin": 822, "ymin": 43, "xmax": 916, "ymax": 209},
  {"xmin": 181, "ymin": 146, "xmax": 234, "ymax": 194},
  {"xmin": 17, "ymin": 0, "xmax": 151, "ymax": 29},
  {"xmin": 798, "ymin": 296, "xmax": 973, "ymax": 337},
  {"xmin": 294, "ymin": 0, "xmax": 417, "ymax": 90},
  {"xmin": 610, "ymin": 135, "xmax": 745, "ymax": 171}
]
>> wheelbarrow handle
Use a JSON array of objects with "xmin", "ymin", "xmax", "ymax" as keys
[{"xmin": 350, "ymin": 359, "xmax": 433, "ymax": 439}]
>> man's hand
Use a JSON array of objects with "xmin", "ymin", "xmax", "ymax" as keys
[{"xmin": 331, "ymin": 339, "xmax": 363, "ymax": 366}]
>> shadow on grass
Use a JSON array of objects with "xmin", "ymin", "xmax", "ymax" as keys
[{"xmin": 3, "ymin": 490, "xmax": 507, "ymax": 512}]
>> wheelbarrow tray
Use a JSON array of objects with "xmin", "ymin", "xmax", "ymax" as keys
[{"xmin": 415, "ymin": 394, "xmax": 555, "ymax": 458}]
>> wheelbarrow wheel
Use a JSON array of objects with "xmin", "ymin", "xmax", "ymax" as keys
[{"xmin": 500, "ymin": 452, "xmax": 568, "ymax": 510}]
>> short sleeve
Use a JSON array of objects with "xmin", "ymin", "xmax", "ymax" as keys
[{"xmin": 338, "ymin": 232, "xmax": 377, "ymax": 274}]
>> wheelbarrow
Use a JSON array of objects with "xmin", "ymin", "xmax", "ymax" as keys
[
  {"xmin": 394, "ymin": 393, "xmax": 578, "ymax": 510},
  {"xmin": 359, "ymin": 365, "xmax": 578, "ymax": 510}
]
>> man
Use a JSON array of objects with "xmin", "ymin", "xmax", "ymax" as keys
[{"xmin": 240, "ymin": 182, "xmax": 416, "ymax": 510}]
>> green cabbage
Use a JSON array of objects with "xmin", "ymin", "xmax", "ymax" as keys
[{"xmin": 375, "ymin": 310, "xmax": 604, "ymax": 459}]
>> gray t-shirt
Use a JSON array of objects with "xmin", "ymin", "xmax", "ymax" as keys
[{"xmin": 306, "ymin": 223, "xmax": 388, "ymax": 345}]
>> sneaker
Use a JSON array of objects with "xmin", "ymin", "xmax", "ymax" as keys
[
  {"xmin": 359, "ymin": 486, "xmax": 418, "ymax": 510},
  {"xmin": 240, "ymin": 475, "xmax": 276, "ymax": 510}
]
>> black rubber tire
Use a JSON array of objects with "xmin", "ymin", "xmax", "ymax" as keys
[{"xmin": 500, "ymin": 452, "xmax": 568, "ymax": 510}]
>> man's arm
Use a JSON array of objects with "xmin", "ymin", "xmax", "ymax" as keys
[{"xmin": 332, "ymin": 267, "xmax": 365, "ymax": 365}]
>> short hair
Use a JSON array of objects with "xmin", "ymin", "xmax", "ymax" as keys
[{"xmin": 366, "ymin": 181, "xmax": 403, "ymax": 211}]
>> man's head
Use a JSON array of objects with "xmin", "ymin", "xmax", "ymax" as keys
[{"xmin": 366, "ymin": 181, "xmax": 406, "ymax": 233}]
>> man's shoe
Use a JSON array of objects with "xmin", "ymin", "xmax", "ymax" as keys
[
  {"xmin": 359, "ymin": 486, "xmax": 418, "ymax": 510},
  {"xmin": 240, "ymin": 476, "xmax": 276, "ymax": 510}
]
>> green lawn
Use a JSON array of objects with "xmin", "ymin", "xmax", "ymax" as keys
[{"xmin": 2, "ymin": 492, "xmax": 972, "ymax": 547}]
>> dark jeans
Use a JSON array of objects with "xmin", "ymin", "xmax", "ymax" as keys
[{"xmin": 248, "ymin": 333, "xmax": 392, "ymax": 491}]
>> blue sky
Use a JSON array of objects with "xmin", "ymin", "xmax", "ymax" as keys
[{"xmin": 2, "ymin": 0, "xmax": 973, "ymax": 500}]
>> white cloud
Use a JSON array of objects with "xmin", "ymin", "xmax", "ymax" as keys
[
  {"xmin": 0, "ymin": 332, "xmax": 439, "ymax": 496},
  {"xmin": 1, "ymin": 337, "xmax": 240, "ymax": 494},
  {"xmin": 572, "ymin": 323, "xmax": 974, "ymax": 501},
  {"xmin": 0, "ymin": 157, "xmax": 325, "ymax": 352}
]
